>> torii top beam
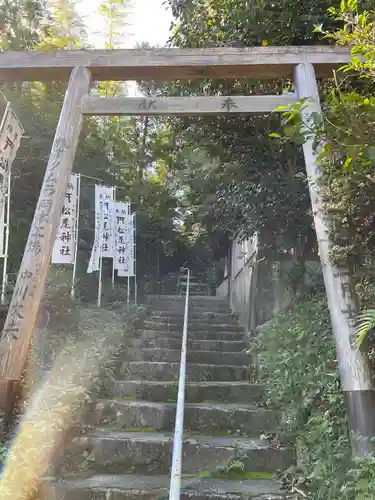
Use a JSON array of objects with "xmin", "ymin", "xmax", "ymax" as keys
[{"xmin": 0, "ymin": 46, "xmax": 350, "ymax": 82}]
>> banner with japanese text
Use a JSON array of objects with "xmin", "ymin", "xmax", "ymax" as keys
[
  {"xmin": 0, "ymin": 106, "xmax": 24, "ymax": 255},
  {"xmin": 116, "ymin": 207, "xmax": 135, "ymax": 277},
  {"xmin": 52, "ymin": 173, "xmax": 80, "ymax": 264},
  {"xmin": 87, "ymin": 185, "xmax": 115, "ymax": 273}
]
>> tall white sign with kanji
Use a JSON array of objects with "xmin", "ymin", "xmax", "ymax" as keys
[
  {"xmin": 116, "ymin": 205, "xmax": 135, "ymax": 277},
  {"xmin": 52, "ymin": 173, "xmax": 80, "ymax": 264},
  {"xmin": 87, "ymin": 185, "xmax": 115, "ymax": 273},
  {"xmin": 0, "ymin": 106, "xmax": 24, "ymax": 255}
]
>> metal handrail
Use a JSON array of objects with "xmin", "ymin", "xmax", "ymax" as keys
[{"xmin": 169, "ymin": 268, "xmax": 190, "ymax": 500}]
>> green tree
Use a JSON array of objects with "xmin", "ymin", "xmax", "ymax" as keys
[
  {"xmin": 98, "ymin": 0, "xmax": 131, "ymax": 49},
  {"xmin": 0, "ymin": 0, "xmax": 47, "ymax": 49},
  {"xmin": 39, "ymin": 0, "xmax": 86, "ymax": 49}
]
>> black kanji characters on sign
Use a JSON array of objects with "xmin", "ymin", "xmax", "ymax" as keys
[
  {"xmin": 3, "ymin": 136, "xmax": 14, "ymax": 151},
  {"xmin": 221, "ymin": 97, "xmax": 238, "ymax": 112},
  {"xmin": 60, "ymin": 246, "xmax": 71, "ymax": 256},
  {"xmin": 0, "ymin": 156, "xmax": 9, "ymax": 172},
  {"xmin": 61, "ymin": 218, "xmax": 70, "ymax": 229},
  {"xmin": 60, "ymin": 231, "xmax": 72, "ymax": 243},
  {"xmin": 54, "ymin": 137, "xmax": 70, "ymax": 156},
  {"xmin": 137, "ymin": 99, "xmax": 157, "ymax": 111}
]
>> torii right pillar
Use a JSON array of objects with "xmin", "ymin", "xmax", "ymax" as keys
[{"xmin": 294, "ymin": 62, "xmax": 375, "ymax": 457}]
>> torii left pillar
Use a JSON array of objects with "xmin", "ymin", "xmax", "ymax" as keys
[{"xmin": 0, "ymin": 66, "xmax": 91, "ymax": 419}]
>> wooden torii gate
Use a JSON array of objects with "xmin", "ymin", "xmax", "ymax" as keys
[{"xmin": 0, "ymin": 46, "xmax": 373, "ymax": 455}]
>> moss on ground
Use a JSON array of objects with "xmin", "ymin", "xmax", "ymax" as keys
[{"xmin": 199, "ymin": 471, "xmax": 274, "ymax": 480}]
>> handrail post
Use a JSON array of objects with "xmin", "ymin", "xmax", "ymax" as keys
[{"xmin": 169, "ymin": 268, "xmax": 190, "ymax": 500}]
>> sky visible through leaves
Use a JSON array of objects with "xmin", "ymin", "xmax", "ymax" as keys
[{"xmin": 77, "ymin": 0, "xmax": 172, "ymax": 49}]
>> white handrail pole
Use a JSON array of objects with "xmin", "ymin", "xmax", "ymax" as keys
[{"xmin": 169, "ymin": 268, "xmax": 190, "ymax": 500}]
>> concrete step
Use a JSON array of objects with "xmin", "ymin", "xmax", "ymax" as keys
[
  {"xmin": 148, "ymin": 307, "xmax": 233, "ymax": 315},
  {"xmin": 119, "ymin": 362, "xmax": 253, "ymax": 382},
  {"xmin": 144, "ymin": 338, "xmax": 246, "ymax": 352},
  {"xmin": 66, "ymin": 430, "xmax": 294, "ymax": 475},
  {"xmin": 41, "ymin": 474, "xmax": 293, "ymax": 500},
  {"xmin": 150, "ymin": 312, "xmax": 238, "ymax": 322},
  {"xmin": 94, "ymin": 400, "xmax": 279, "ymax": 434},
  {"xmin": 126, "ymin": 349, "xmax": 249, "ymax": 365},
  {"xmin": 143, "ymin": 320, "xmax": 241, "ymax": 333},
  {"xmin": 147, "ymin": 295, "xmax": 229, "ymax": 304},
  {"xmin": 107, "ymin": 380, "xmax": 264, "ymax": 404},
  {"xmin": 146, "ymin": 300, "xmax": 231, "ymax": 314},
  {"xmin": 143, "ymin": 330, "xmax": 244, "ymax": 342}
]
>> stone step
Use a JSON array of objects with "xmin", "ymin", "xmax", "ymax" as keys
[
  {"xmin": 144, "ymin": 338, "xmax": 246, "ymax": 352},
  {"xmin": 143, "ymin": 330, "xmax": 244, "ymax": 342},
  {"xmin": 143, "ymin": 320, "xmax": 241, "ymax": 332},
  {"xmin": 119, "ymin": 362, "xmax": 253, "ymax": 382},
  {"xmin": 148, "ymin": 307, "xmax": 233, "ymax": 315},
  {"xmin": 107, "ymin": 380, "xmax": 264, "ymax": 404},
  {"xmin": 41, "ymin": 474, "xmax": 293, "ymax": 500},
  {"xmin": 147, "ymin": 295, "xmax": 229, "ymax": 304},
  {"xmin": 150, "ymin": 312, "xmax": 238, "ymax": 322},
  {"xmin": 126, "ymin": 348, "xmax": 249, "ymax": 365},
  {"xmin": 147, "ymin": 301, "xmax": 231, "ymax": 314},
  {"xmin": 66, "ymin": 430, "xmax": 294, "ymax": 475},
  {"xmin": 94, "ymin": 400, "xmax": 279, "ymax": 434}
]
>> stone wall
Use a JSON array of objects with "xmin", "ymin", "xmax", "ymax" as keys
[{"xmin": 217, "ymin": 235, "xmax": 322, "ymax": 334}]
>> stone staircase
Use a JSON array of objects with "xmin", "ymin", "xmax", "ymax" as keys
[{"xmin": 41, "ymin": 295, "xmax": 294, "ymax": 499}]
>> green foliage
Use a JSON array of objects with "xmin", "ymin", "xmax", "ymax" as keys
[
  {"xmin": 0, "ymin": 0, "xmax": 47, "ymax": 49},
  {"xmin": 257, "ymin": 294, "xmax": 339, "ymax": 432},
  {"xmin": 162, "ymin": 0, "xmax": 342, "ymax": 260},
  {"xmin": 0, "ymin": 0, "xmax": 199, "ymax": 293},
  {"xmin": 39, "ymin": 0, "xmax": 86, "ymax": 49},
  {"xmin": 98, "ymin": 0, "xmax": 131, "ymax": 49},
  {"xmin": 164, "ymin": 0, "xmax": 374, "ymax": 268},
  {"xmin": 168, "ymin": 0, "xmax": 342, "ymax": 47},
  {"xmin": 255, "ymin": 294, "xmax": 360, "ymax": 499},
  {"xmin": 272, "ymin": 5, "xmax": 375, "ymax": 328},
  {"xmin": 317, "ymin": 1, "xmax": 375, "ymax": 80},
  {"xmin": 314, "ymin": 8, "xmax": 375, "ymax": 327},
  {"xmin": 341, "ymin": 455, "xmax": 375, "ymax": 499},
  {"xmin": 355, "ymin": 309, "xmax": 375, "ymax": 347}
]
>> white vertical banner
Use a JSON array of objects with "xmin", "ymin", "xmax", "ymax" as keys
[
  {"xmin": 0, "ymin": 104, "xmax": 24, "ymax": 305},
  {"xmin": 52, "ymin": 173, "xmax": 80, "ymax": 264},
  {"xmin": 117, "ymin": 210, "xmax": 135, "ymax": 277},
  {"xmin": 87, "ymin": 187, "xmax": 102, "ymax": 274},
  {"xmin": 87, "ymin": 185, "xmax": 115, "ymax": 273},
  {"xmin": 0, "ymin": 105, "xmax": 24, "ymax": 255}
]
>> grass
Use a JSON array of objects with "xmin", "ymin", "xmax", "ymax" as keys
[{"xmin": 199, "ymin": 470, "xmax": 274, "ymax": 480}]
